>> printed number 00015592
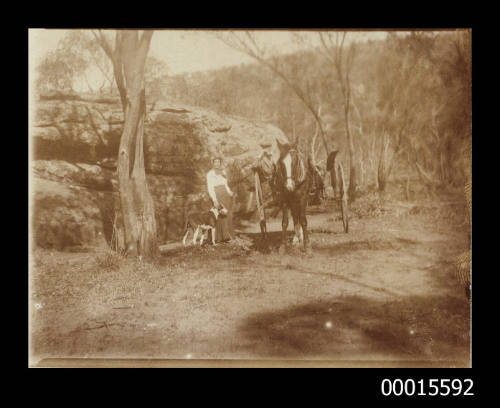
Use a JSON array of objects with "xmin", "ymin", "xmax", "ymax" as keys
[{"xmin": 381, "ymin": 379, "xmax": 474, "ymax": 396}]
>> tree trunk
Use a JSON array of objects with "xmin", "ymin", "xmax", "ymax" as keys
[
  {"xmin": 378, "ymin": 159, "xmax": 387, "ymax": 192},
  {"xmin": 359, "ymin": 145, "xmax": 365, "ymax": 187},
  {"xmin": 369, "ymin": 134, "xmax": 377, "ymax": 188},
  {"xmin": 345, "ymin": 107, "xmax": 357, "ymax": 201},
  {"xmin": 377, "ymin": 132, "xmax": 390, "ymax": 192},
  {"xmin": 439, "ymin": 150, "xmax": 447, "ymax": 183},
  {"xmin": 405, "ymin": 174, "xmax": 411, "ymax": 201},
  {"xmin": 352, "ymin": 95, "xmax": 365, "ymax": 189},
  {"xmin": 94, "ymin": 30, "xmax": 157, "ymax": 258},
  {"xmin": 115, "ymin": 31, "xmax": 157, "ymax": 259},
  {"xmin": 117, "ymin": 88, "xmax": 158, "ymax": 258},
  {"xmin": 377, "ymin": 128, "xmax": 403, "ymax": 193}
]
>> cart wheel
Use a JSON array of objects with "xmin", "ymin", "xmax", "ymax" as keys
[{"xmin": 341, "ymin": 198, "xmax": 349, "ymax": 233}]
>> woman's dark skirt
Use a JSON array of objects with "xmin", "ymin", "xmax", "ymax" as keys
[{"xmin": 214, "ymin": 185, "xmax": 233, "ymax": 242}]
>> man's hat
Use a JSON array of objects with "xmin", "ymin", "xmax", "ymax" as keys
[{"xmin": 260, "ymin": 143, "xmax": 272, "ymax": 149}]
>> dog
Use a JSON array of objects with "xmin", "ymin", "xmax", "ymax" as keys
[{"xmin": 182, "ymin": 207, "xmax": 219, "ymax": 246}]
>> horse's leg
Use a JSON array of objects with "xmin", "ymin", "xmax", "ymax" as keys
[
  {"xmin": 260, "ymin": 220, "xmax": 267, "ymax": 242},
  {"xmin": 182, "ymin": 228, "xmax": 190, "ymax": 246},
  {"xmin": 279, "ymin": 203, "xmax": 289, "ymax": 254},
  {"xmin": 291, "ymin": 204, "xmax": 301, "ymax": 246},
  {"xmin": 295, "ymin": 223, "xmax": 304, "ymax": 245},
  {"xmin": 299, "ymin": 197, "xmax": 311, "ymax": 254},
  {"xmin": 192, "ymin": 226, "xmax": 199, "ymax": 245}
]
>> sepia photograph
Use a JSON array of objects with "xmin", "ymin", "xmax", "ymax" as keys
[{"xmin": 28, "ymin": 28, "xmax": 471, "ymax": 368}]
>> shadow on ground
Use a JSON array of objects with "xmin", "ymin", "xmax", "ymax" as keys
[
  {"xmin": 313, "ymin": 237, "xmax": 419, "ymax": 257},
  {"xmin": 240, "ymin": 230, "xmax": 419, "ymax": 256},
  {"xmin": 242, "ymin": 231, "xmax": 293, "ymax": 253},
  {"xmin": 236, "ymin": 294, "xmax": 470, "ymax": 363}
]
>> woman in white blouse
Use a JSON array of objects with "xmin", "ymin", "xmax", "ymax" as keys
[{"xmin": 206, "ymin": 154, "xmax": 234, "ymax": 242}]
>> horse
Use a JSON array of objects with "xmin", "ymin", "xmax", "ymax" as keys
[{"xmin": 274, "ymin": 139, "xmax": 312, "ymax": 254}]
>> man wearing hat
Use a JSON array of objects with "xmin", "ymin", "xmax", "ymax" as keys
[
  {"xmin": 206, "ymin": 153, "xmax": 234, "ymax": 242},
  {"xmin": 259, "ymin": 142, "xmax": 272, "ymax": 153},
  {"xmin": 252, "ymin": 143, "xmax": 274, "ymax": 180}
]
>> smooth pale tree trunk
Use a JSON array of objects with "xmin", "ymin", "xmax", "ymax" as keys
[
  {"xmin": 344, "ymin": 106, "xmax": 357, "ymax": 201},
  {"xmin": 377, "ymin": 131, "xmax": 402, "ymax": 193},
  {"xmin": 118, "ymin": 90, "xmax": 158, "ymax": 258},
  {"xmin": 377, "ymin": 132, "xmax": 389, "ymax": 192},
  {"xmin": 116, "ymin": 31, "xmax": 158, "ymax": 258},
  {"xmin": 378, "ymin": 158, "xmax": 387, "ymax": 192},
  {"xmin": 378, "ymin": 153, "xmax": 398, "ymax": 193},
  {"xmin": 359, "ymin": 154, "xmax": 365, "ymax": 187},
  {"xmin": 94, "ymin": 30, "xmax": 158, "ymax": 258}
]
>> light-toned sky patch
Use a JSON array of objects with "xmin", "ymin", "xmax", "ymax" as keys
[{"xmin": 30, "ymin": 29, "xmax": 389, "ymax": 76}]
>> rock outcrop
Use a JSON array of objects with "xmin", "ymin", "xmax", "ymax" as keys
[{"xmin": 31, "ymin": 94, "xmax": 287, "ymax": 250}]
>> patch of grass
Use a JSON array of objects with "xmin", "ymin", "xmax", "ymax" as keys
[
  {"xmin": 350, "ymin": 195, "xmax": 388, "ymax": 219},
  {"xmin": 94, "ymin": 250, "xmax": 124, "ymax": 271}
]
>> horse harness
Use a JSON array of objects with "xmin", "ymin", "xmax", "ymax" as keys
[{"xmin": 278, "ymin": 149, "xmax": 307, "ymax": 188}]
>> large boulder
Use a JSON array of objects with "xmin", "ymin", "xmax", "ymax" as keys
[
  {"xmin": 31, "ymin": 178, "xmax": 112, "ymax": 250},
  {"xmin": 31, "ymin": 94, "xmax": 288, "ymax": 249}
]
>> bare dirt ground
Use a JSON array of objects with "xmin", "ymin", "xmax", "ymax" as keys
[{"xmin": 29, "ymin": 195, "xmax": 471, "ymax": 367}]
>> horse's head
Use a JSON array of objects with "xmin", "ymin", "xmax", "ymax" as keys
[{"xmin": 276, "ymin": 139, "xmax": 303, "ymax": 192}]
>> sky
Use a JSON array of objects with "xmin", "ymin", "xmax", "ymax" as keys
[{"xmin": 30, "ymin": 29, "xmax": 390, "ymax": 74}]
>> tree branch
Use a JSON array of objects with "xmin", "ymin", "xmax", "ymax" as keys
[
  {"xmin": 217, "ymin": 31, "xmax": 329, "ymax": 153},
  {"xmin": 84, "ymin": 105, "xmax": 108, "ymax": 147},
  {"xmin": 92, "ymin": 30, "xmax": 114, "ymax": 61}
]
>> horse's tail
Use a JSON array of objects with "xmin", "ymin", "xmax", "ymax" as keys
[{"xmin": 326, "ymin": 152, "xmax": 334, "ymax": 171}]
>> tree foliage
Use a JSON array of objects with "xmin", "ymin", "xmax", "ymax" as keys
[
  {"xmin": 35, "ymin": 45, "xmax": 89, "ymax": 94},
  {"xmin": 35, "ymin": 30, "xmax": 168, "ymax": 98}
]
